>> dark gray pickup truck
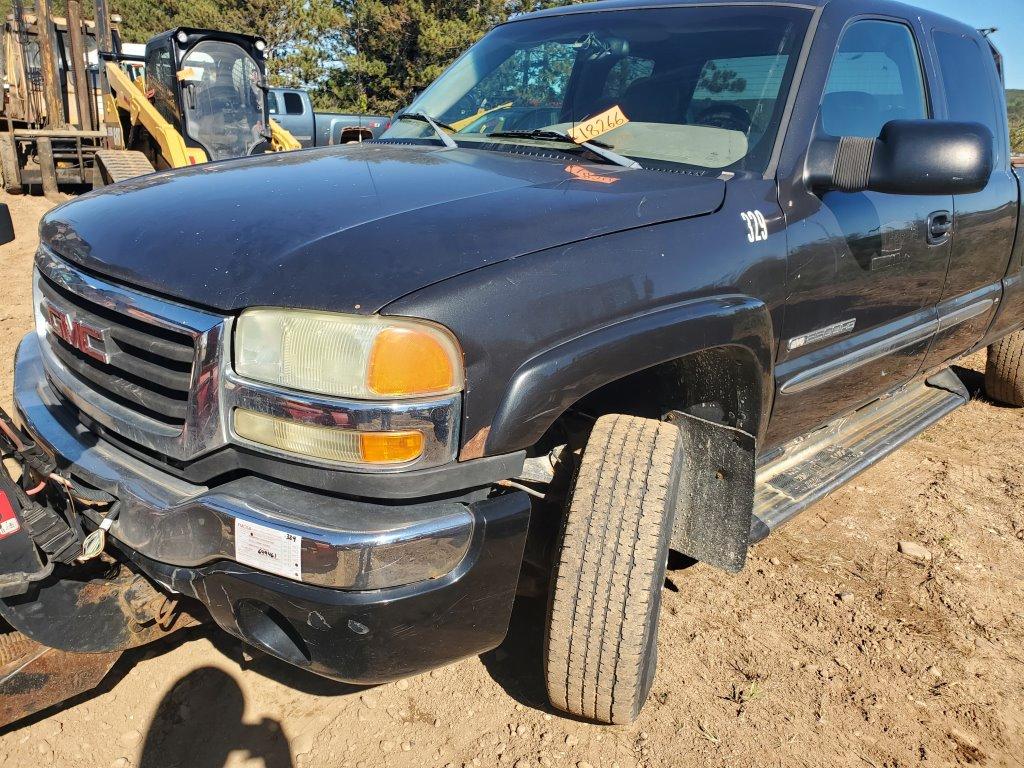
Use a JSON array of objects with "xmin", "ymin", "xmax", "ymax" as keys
[
  {"xmin": 1, "ymin": 0, "xmax": 1022, "ymax": 726},
  {"xmin": 268, "ymin": 87, "xmax": 388, "ymax": 146}
]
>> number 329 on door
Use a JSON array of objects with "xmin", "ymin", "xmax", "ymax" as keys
[{"xmin": 741, "ymin": 210, "xmax": 769, "ymax": 243}]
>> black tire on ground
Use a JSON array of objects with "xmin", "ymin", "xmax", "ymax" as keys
[
  {"xmin": 985, "ymin": 330, "xmax": 1024, "ymax": 406},
  {"xmin": 0, "ymin": 135, "xmax": 22, "ymax": 194},
  {"xmin": 544, "ymin": 413, "xmax": 683, "ymax": 724}
]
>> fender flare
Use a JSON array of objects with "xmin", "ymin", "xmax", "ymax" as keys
[{"xmin": 484, "ymin": 295, "xmax": 775, "ymax": 456}]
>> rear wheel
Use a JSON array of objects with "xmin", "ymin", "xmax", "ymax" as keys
[
  {"xmin": 985, "ymin": 330, "xmax": 1024, "ymax": 406},
  {"xmin": 544, "ymin": 414, "xmax": 682, "ymax": 724}
]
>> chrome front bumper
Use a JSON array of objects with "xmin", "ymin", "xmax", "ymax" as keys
[{"xmin": 14, "ymin": 333, "xmax": 477, "ymax": 590}]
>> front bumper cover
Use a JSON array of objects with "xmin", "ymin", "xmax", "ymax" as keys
[{"xmin": 13, "ymin": 333, "xmax": 532, "ymax": 681}]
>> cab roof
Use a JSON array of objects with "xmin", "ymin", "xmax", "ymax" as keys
[{"xmin": 512, "ymin": 0, "xmax": 980, "ymax": 38}]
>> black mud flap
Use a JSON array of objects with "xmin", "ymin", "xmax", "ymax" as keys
[{"xmin": 666, "ymin": 410, "xmax": 755, "ymax": 573}]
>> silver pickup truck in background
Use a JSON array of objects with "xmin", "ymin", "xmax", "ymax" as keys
[{"xmin": 268, "ymin": 87, "xmax": 389, "ymax": 146}]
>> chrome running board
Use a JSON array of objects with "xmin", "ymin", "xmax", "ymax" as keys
[{"xmin": 750, "ymin": 369, "xmax": 969, "ymax": 542}]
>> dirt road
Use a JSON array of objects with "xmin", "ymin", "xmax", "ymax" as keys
[{"xmin": 1, "ymin": 191, "xmax": 1022, "ymax": 768}]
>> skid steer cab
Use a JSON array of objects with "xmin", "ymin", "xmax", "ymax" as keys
[{"xmin": 112, "ymin": 28, "xmax": 294, "ymax": 171}]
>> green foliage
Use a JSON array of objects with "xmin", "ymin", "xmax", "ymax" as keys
[
  {"xmin": 697, "ymin": 61, "xmax": 746, "ymax": 95},
  {"xmin": 1008, "ymin": 89, "xmax": 1024, "ymax": 154},
  {"xmin": 315, "ymin": 0, "xmax": 576, "ymax": 113}
]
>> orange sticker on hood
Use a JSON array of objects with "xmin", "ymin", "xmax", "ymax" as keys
[
  {"xmin": 567, "ymin": 106, "xmax": 629, "ymax": 144},
  {"xmin": 564, "ymin": 165, "xmax": 619, "ymax": 184}
]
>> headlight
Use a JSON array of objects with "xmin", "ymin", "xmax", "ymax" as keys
[{"xmin": 234, "ymin": 309, "xmax": 464, "ymax": 400}]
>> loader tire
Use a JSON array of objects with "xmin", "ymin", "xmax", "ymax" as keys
[
  {"xmin": 545, "ymin": 414, "xmax": 682, "ymax": 724},
  {"xmin": 0, "ymin": 135, "xmax": 22, "ymax": 194},
  {"xmin": 0, "ymin": 630, "xmax": 35, "ymax": 666},
  {"xmin": 985, "ymin": 330, "xmax": 1024, "ymax": 406}
]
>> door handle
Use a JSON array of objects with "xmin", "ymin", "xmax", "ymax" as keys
[{"xmin": 927, "ymin": 211, "xmax": 953, "ymax": 244}]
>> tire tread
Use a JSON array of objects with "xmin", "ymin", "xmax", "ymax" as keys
[
  {"xmin": 986, "ymin": 330, "xmax": 1024, "ymax": 406},
  {"xmin": 545, "ymin": 414, "xmax": 679, "ymax": 724}
]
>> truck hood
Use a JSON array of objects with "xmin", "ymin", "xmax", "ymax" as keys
[{"xmin": 40, "ymin": 143, "xmax": 725, "ymax": 313}]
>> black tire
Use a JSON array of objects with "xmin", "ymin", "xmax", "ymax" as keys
[
  {"xmin": 545, "ymin": 414, "xmax": 683, "ymax": 724},
  {"xmin": 0, "ymin": 135, "xmax": 22, "ymax": 195},
  {"xmin": 985, "ymin": 330, "xmax": 1024, "ymax": 406}
]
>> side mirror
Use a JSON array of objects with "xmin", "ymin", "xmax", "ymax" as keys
[
  {"xmin": 807, "ymin": 120, "xmax": 993, "ymax": 196},
  {"xmin": 0, "ymin": 204, "xmax": 13, "ymax": 247}
]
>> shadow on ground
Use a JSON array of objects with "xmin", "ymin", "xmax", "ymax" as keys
[
  {"xmin": 0, "ymin": 624, "xmax": 206, "ymax": 737},
  {"xmin": 204, "ymin": 629, "xmax": 367, "ymax": 697},
  {"xmin": 138, "ymin": 666, "xmax": 292, "ymax": 768},
  {"xmin": 480, "ymin": 596, "xmax": 549, "ymax": 712}
]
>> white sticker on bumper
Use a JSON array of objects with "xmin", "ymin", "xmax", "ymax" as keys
[{"xmin": 234, "ymin": 518, "xmax": 303, "ymax": 580}]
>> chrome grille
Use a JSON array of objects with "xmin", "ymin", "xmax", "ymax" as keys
[
  {"xmin": 37, "ymin": 270, "xmax": 195, "ymax": 427},
  {"xmin": 34, "ymin": 248, "xmax": 229, "ymax": 462}
]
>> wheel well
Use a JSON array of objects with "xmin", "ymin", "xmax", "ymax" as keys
[
  {"xmin": 517, "ymin": 346, "xmax": 762, "ymax": 585},
  {"xmin": 533, "ymin": 345, "xmax": 763, "ymax": 456}
]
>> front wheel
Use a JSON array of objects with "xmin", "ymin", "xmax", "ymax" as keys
[{"xmin": 544, "ymin": 414, "xmax": 683, "ymax": 724}]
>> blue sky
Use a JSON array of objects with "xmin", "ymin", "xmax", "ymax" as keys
[{"xmin": 921, "ymin": 0, "xmax": 1024, "ymax": 88}]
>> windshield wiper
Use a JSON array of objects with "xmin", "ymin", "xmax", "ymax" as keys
[
  {"xmin": 395, "ymin": 112, "xmax": 458, "ymax": 149},
  {"xmin": 485, "ymin": 129, "xmax": 642, "ymax": 169}
]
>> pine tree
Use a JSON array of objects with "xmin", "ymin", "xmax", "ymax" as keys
[{"xmin": 316, "ymin": 0, "xmax": 574, "ymax": 113}]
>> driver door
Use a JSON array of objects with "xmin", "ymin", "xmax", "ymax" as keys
[
  {"xmin": 144, "ymin": 42, "xmax": 181, "ymax": 134},
  {"xmin": 767, "ymin": 18, "xmax": 952, "ymax": 446}
]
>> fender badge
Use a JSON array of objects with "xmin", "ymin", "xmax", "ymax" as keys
[{"xmin": 787, "ymin": 319, "xmax": 857, "ymax": 351}]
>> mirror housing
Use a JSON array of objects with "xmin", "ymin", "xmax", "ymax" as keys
[
  {"xmin": 807, "ymin": 120, "xmax": 993, "ymax": 196},
  {"xmin": 0, "ymin": 204, "xmax": 13, "ymax": 247}
]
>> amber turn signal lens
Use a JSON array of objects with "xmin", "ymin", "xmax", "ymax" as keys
[
  {"xmin": 358, "ymin": 431, "xmax": 424, "ymax": 464},
  {"xmin": 368, "ymin": 327, "xmax": 457, "ymax": 397},
  {"xmin": 234, "ymin": 409, "xmax": 424, "ymax": 465}
]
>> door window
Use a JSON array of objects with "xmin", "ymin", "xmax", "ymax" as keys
[
  {"xmin": 145, "ymin": 43, "xmax": 180, "ymax": 127},
  {"xmin": 821, "ymin": 20, "xmax": 928, "ymax": 138},
  {"xmin": 933, "ymin": 31, "xmax": 1005, "ymax": 165},
  {"xmin": 283, "ymin": 91, "xmax": 305, "ymax": 115}
]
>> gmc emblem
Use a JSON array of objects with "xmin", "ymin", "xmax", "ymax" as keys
[{"xmin": 43, "ymin": 300, "xmax": 111, "ymax": 364}]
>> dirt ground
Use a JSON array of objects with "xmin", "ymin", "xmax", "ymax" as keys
[{"xmin": 0, "ymin": 190, "xmax": 1022, "ymax": 768}]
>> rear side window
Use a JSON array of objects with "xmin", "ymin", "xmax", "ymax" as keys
[
  {"xmin": 283, "ymin": 91, "xmax": 304, "ymax": 115},
  {"xmin": 933, "ymin": 31, "xmax": 1004, "ymax": 165},
  {"xmin": 820, "ymin": 20, "xmax": 928, "ymax": 138}
]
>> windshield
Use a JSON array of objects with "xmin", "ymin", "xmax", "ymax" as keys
[
  {"xmin": 382, "ymin": 6, "xmax": 811, "ymax": 174},
  {"xmin": 181, "ymin": 41, "xmax": 266, "ymax": 161}
]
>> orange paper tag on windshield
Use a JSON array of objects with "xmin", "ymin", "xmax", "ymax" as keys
[{"xmin": 568, "ymin": 106, "xmax": 629, "ymax": 144}]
